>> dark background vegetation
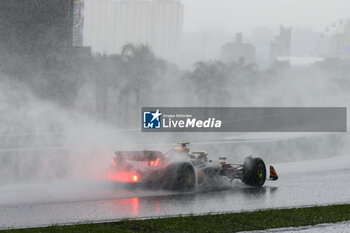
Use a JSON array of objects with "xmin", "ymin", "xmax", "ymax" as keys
[{"xmin": 1, "ymin": 43, "xmax": 350, "ymax": 129}]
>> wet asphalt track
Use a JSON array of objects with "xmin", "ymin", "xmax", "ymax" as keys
[{"xmin": 0, "ymin": 156, "xmax": 350, "ymax": 229}]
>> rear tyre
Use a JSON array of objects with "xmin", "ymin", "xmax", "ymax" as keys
[
  {"xmin": 242, "ymin": 157, "xmax": 266, "ymax": 187},
  {"xmin": 165, "ymin": 162, "xmax": 195, "ymax": 191}
]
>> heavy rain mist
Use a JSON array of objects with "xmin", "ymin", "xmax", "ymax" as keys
[{"xmin": 0, "ymin": 0, "xmax": 349, "ymax": 213}]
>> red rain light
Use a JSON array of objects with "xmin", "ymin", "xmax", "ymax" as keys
[{"xmin": 113, "ymin": 172, "xmax": 140, "ymax": 183}]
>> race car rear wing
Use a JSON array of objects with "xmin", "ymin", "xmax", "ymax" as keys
[{"xmin": 115, "ymin": 150, "xmax": 163, "ymax": 161}]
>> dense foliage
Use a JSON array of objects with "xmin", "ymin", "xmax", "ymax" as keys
[{"xmin": 1, "ymin": 44, "xmax": 350, "ymax": 128}]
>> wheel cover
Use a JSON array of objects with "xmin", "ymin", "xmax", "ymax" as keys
[
  {"xmin": 257, "ymin": 165, "xmax": 263, "ymax": 179},
  {"xmin": 188, "ymin": 173, "xmax": 194, "ymax": 184}
]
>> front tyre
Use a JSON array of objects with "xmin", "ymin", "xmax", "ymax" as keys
[{"xmin": 242, "ymin": 157, "xmax": 266, "ymax": 187}]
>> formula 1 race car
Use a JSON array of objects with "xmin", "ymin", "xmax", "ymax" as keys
[{"xmin": 111, "ymin": 142, "xmax": 278, "ymax": 191}]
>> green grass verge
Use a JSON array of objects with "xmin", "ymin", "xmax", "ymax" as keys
[{"xmin": 3, "ymin": 204, "xmax": 350, "ymax": 233}]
